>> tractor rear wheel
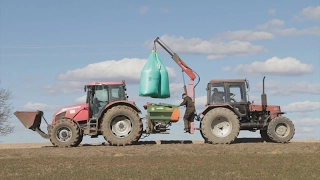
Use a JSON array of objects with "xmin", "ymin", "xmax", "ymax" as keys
[
  {"xmin": 201, "ymin": 108, "xmax": 240, "ymax": 144},
  {"xmin": 267, "ymin": 116, "xmax": 295, "ymax": 143},
  {"xmin": 49, "ymin": 119, "xmax": 83, "ymax": 148},
  {"xmin": 199, "ymin": 121, "xmax": 209, "ymax": 143},
  {"xmin": 101, "ymin": 105, "xmax": 142, "ymax": 146},
  {"xmin": 260, "ymin": 130, "xmax": 274, "ymax": 142}
]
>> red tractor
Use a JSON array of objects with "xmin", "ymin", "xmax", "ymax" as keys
[
  {"xmin": 198, "ymin": 77, "xmax": 295, "ymax": 144},
  {"xmin": 15, "ymin": 80, "xmax": 143, "ymax": 147},
  {"xmin": 153, "ymin": 37, "xmax": 295, "ymax": 144}
]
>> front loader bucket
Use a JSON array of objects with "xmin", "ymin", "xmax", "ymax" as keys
[
  {"xmin": 14, "ymin": 111, "xmax": 43, "ymax": 130},
  {"xmin": 14, "ymin": 111, "xmax": 50, "ymax": 139}
]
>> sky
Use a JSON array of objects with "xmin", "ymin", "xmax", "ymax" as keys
[{"xmin": 0, "ymin": 0, "xmax": 319, "ymax": 144}]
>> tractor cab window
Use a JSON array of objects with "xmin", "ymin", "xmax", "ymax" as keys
[
  {"xmin": 210, "ymin": 85, "xmax": 225, "ymax": 104},
  {"xmin": 109, "ymin": 86, "xmax": 124, "ymax": 101},
  {"xmin": 228, "ymin": 85, "xmax": 245, "ymax": 103}
]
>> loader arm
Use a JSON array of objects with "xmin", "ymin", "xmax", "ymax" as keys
[{"xmin": 154, "ymin": 37, "xmax": 198, "ymax": 102}]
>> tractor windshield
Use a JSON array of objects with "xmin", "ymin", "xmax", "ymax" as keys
[{"xmin": 228, "ymin": 85, "xmax": 245, "ymax": 103}]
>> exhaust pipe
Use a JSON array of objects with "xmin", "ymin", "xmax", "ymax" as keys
[{"xmin": 261, "ymin": 76, "xmax": 267, "ymax": 112}]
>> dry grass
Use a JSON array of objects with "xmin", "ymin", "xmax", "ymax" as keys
[{"xmin": 0, "ymin": 141, "xmax": 319, "ymax": 180}]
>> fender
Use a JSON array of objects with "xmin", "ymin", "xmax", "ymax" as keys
[
  {"xmin": 199, "ymin": 104, "xmax": 234, "ymax": 117},
  {"xmin": 106, "ymin": 100, "xmax": 141, "ymax": 112},
  {"xmin": 97, "ymin": 100, "xmax": 142, "ymax": 119}
]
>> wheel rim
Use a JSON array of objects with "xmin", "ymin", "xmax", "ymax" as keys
[
  {"xmin": 275, "ymin": 123, "xmax": 290, "ymax": 137},
  {"xmin": 211, "ymin": 116, "xmax": 232, "ymax": 138},
  {"xmin": 111, "ymin": 117, "xmax": 132, "ymax": 138},
  {"xmin": 56, "ymin": 127, "xmax": 72, "ymax": 142}
]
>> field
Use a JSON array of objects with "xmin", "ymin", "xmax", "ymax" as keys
[{"xmin": 0, "ymin": 139, "xmax": 319, "ymax": 180}]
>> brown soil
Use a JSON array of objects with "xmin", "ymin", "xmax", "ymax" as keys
[{"xmin": 0, "ymin": 138, "xmax": 319, "ymax": 157}]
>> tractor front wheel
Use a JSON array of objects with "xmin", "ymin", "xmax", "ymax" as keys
[
  {"xmin": 101, "ymin": 106, "xmax": 142, "ymax": 146},
  {"xmin": 260, "ymin": 130, "xmax": 274, "ymax": 142},
  {"xmin": 49, "ymin": 119, "xmax": 83, "ymax": 148},
  {"xmin": 267, "ymin": 116, "xmax": 295, "ymax": 143},
  {"xmin": 201, "ymin": 108, "xmax": 240, "ymax": 144}
]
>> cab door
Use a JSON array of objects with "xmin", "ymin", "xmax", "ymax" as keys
[{"xmin": 227, "ymin": 83, "xmax": 249, "ymax": 119}]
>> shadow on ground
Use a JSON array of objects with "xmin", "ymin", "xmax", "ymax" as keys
[
  {"xmin": 61, "ymin": 138, "xmax": 265, "ymax": 147},
  {"xmin": 42, "ymin": 138, "xmax": 266, "ymax": 148}
]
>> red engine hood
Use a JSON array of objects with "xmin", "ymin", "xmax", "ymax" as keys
[{"xmin": 53, "ymin": 103, "xmax": 88, "ymax": 117}]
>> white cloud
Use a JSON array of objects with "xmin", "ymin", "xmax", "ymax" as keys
[
  {"xmin": 194, "ymin": 96, "xmax": 207, "ymax": 110},
  {"xmin": 268, "ymin": 9, "xmax": 276, "ymax": 15},
  {"xmin": 233, "ymin": 57, "xmax": 313, "ymax": 76},
  {"xmin": 148, "ymin": 35, "xmax": 266, "ymax": 60},
  {"xmin": 45, "ymin": 58, "xmax": 176, "ymax": 94},
  {"xmin": 220, "ymin": 30, "xmax": 275, "ymax": 41},
  {"xmin": 297, "ymin": 6, "xmax": 320, "ymax": 20},
  {"xmin": 140, "ymin": 6, "xmax": 149, "ymax": 15},
  {"xmin": 75, "ymin": 95, "xmax": 87, "ymax": 103},
  {"xmin": 169, "ymin": 83, "xmax": 185, "ymax": 97},
  {"xmin": 294, "ymin": 126, "xmax": 318, "ymax": 140},
  {"xmin": 255, "ymin": 81, "xmax": 320, "ymax": 96},
  {"xmin": 44, "ymin": 81, "xmax": 84, "ymax": 94},
  {"xmin": 282, "ymin": 101, "xmax": 320, "ymax": 112},
  {"xmin": 293, "ymin": 117, "xmax": 320, "ymax": 127},
  {"xmin": 255, "ymin": 18, "xmax": 319, "ymax": 36},
  {"xmin": 256, "ymin": 19, "xmax": 285, "ymax": 30},
  {"xmin": 272, "ymin": 27, "xmax": 320, "ymax": 36},
  {"xmin": 22, "ymin": 102, "xmax": 60, "ymax": 111}
]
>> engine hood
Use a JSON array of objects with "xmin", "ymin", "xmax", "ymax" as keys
[{"xmin": 53, "ymin": 103, "xmax": 88, "ymax": 116}]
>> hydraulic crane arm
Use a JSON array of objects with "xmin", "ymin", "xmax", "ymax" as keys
[
  {"xmin": 153, "ymin": 37, "xmax": 199, "ymax": 102},
  {"xmin": 154, "ymin": 37, "xmax": 197, "ymax": 80}
]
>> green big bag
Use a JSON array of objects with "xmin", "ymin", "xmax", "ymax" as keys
[
  {"xmin": 155, "ymin": 52, "xmax": 170, "ymax": 98},
  {"xmin": 139, "ymin": 51, "xmax": 160, "ymax": 97}
]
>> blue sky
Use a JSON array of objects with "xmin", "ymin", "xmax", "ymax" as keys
[{"xmin": 0, "ymin": 0, "xmax": 319, "ymax": 144}]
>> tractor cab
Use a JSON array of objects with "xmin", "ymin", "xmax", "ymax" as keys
[
  {"xmin": 85, "ymin": 80, "xmax": 127, "ymax": 118},
  {"xmin": 206, "ymin": 79, "xmax": 250, "ymax": 120}
]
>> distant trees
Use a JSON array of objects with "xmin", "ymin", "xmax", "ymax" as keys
[{"xmin": 0, "ymin": 88, "xmax": 14, "ymax": 136}]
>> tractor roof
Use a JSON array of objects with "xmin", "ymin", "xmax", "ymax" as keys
[
  {"xmin": 86, "ymin": 82, "xmax": 124, "ymax": 86},
  {"xmin": 209, "ymin": 79, "xmax": 246, "ymax": 84}
]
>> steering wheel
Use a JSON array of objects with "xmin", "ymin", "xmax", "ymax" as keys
[{"xmin": 230, "ymin": 93, "xmax": 237, "ymax": 102}]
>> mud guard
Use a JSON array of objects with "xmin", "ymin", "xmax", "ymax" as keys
[{"xmin": 14, "ymin": 111, "xmax": 50, "ymax": 139}]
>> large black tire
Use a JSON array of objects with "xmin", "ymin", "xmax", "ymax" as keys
[
  {"xmin": 49, "ymin": 119, "xmax": 83, "ymax": 148},
  {"xmin": 199, "ymin": 122, "xmax": 209, "ymax": 143},
  {"xmin": 201, "ymin": 108, "xmax": 240, "ymax": 144},
  {"xmin": 101, "ymin": 106, "xmax": 142, "ymax": 146},
  {"xmin": 260, "ymin": 130, "xmax": 274, "ymax": 142},
  {"xmin": 267, "ymin": 116, "xmax": 295, "ymax": 143}
]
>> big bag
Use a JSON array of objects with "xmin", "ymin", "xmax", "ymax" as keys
[
  {"xmin": 139, "ymin": 51, "xmax": 160, "ymax": 97},
  {"xmin": 155, "ymin": 52, "xmax": 170, "ymax": 98}
]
